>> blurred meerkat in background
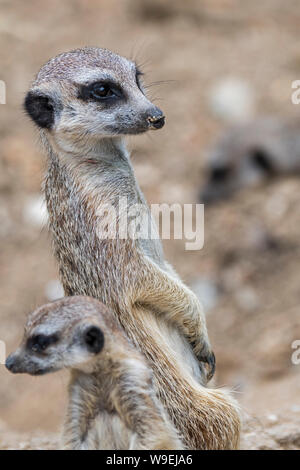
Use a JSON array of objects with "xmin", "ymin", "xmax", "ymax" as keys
[{"xmin": 200, "ymin": 116, "xmax": 300, "ymax": 204}]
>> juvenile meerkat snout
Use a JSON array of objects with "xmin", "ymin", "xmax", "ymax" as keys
[
  {"xmin": 6, "ymin": 332, "xmax": 61, "ymax": 375},
  {"xmin": 5, "ymin": 353, "xmax": 24, "ymax": 374}
]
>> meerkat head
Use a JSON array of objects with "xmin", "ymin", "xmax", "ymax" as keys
[
  {"xmin": 5, "ymin": 296, "xmax": 119, "ymax": 376},
  {"xmin": 24, "ymin": 47, "xmax": 165, "ymax": 154},
  {"xmin": 200, "ymin": 126, "xmax": 276, "ymax": 204}
]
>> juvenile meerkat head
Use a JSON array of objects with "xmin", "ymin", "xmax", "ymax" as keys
[
  {"xmin": 24, "ymin": 47, "xmax": 165, "ymax": 154},
  {"xmin": 5, "ymin": 296, "xmax": 120, "ymax": 376}
]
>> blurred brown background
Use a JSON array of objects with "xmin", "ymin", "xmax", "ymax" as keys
[{"xmin": 0, "ymin": 0, "xmax": 300, "ymax": 448}]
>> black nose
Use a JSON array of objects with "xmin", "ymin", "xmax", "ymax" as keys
[
  {"xmin": 5, "ymin": 354, "xmax": 17, "ymax": 373},
  {"xmin": 146, "ymin": 108, "xmax": 165, "ymax": 130}
]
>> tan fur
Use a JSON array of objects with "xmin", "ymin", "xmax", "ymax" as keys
[{"xmin": 24, "ymin": 47, "xmax": 241, "ymax": 449}]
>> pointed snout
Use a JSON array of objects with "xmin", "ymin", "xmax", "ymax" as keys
[
  {"xmin": 146, "ymin": 107, "xmax": 165, "ymax": 130},
  {"xmin": 5, "ymin": 352, "xmax": 49, "ymax": 376},
  {"xmin": 5, "ymin": 353, "xmax": 21, "ymax": 374}
]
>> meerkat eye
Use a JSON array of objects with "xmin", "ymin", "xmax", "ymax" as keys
[
  {"xmin": 90, "ymin": 83, "xmax": 115, "ymax": 99},
  {"xmin": 27, "ymin": 334, "xmax": 59, "ymax": 353},
  {"xmin": 79, "ymin": 82, "xmax": 123, "ymax": 101}
]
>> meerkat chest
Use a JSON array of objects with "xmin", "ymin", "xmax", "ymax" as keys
[
  {"xmin": 82, "ymin": 411, "xmax": 133, "ymax": 450},
  {"xmin": 73, "ymin": 378, "xmax": 136, "ymax": 450},
  {"xmin": 45, "ymin": 158, "xmax": 168, "ymax": 297}
]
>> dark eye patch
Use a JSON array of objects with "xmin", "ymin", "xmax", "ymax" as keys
[
  {"xmin": 209, "ymin": 166, "xmax": 231, "ymax": 183},
  {"xmin": 78, "ymin": 81, "xmax": 123, "ymax": 102},
  {"xmin": 27, "ymin": 334, "xmax": 59, "ymax": 353}
]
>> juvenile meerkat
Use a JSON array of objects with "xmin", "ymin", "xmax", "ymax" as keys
[
  {"xmin": 24, "ymin": 47, "xmax": 240, "ymax": 449},
  {"xmin": 200, "ymin": 116, "xmax": 300, "ymax": 204},
  {"xmin": 6, "ymin": 296, "xmax": 184, "ymax": 450}
]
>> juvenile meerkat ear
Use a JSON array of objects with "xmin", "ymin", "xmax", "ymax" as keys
[
  {"xmin": 83, "ymin": 325, "xmax": 105, "ymax": 354},
  {"xmin": 24, "ymin": 91, "xmax": 55, "ymax": 129}
]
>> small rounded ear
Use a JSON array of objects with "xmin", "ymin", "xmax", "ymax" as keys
[
  {"xmin": 24, "ymin": 91, "xmax": 55, "ymax": 129},
  {"xmin": 83, "ymin": 326, "xmax": 104, "ymax": 354}
]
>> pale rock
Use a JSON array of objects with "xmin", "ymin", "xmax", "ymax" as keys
[
  {"xmin": 23, "ymin": 194, "xmax": 48, "ymax": 228},
  {"xmin": 209, "ymin": 77, "xmax": 255, "ymax": 123},
  {"xmin": 45, "ymin": 280, "xmax": 64, "ymax": 301}
]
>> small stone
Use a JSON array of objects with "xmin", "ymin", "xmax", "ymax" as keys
[
  {"xmin": 209, "ymin": 77, "xmax": 255, "ymax": 123},
  {"xmin": 267, "ymin": 414, "xmax": 279, "ymax": 424},
  {"xmin": 23, "ymin": 194, "xmax": 48, "ymax": 228},
  {"xmin": 45, "ymin": 280, "xmax": 64, "ymax": 301}
]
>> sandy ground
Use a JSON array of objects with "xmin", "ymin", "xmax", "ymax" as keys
[{"xmin": 0, "ymin": 0, "xmax": 299, "ymax": 449}]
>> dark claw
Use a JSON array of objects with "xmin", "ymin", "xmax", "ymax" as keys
[
  {"xmin": 191, "ymin": 341, "xmax": 216, "ymax": 382},
  {"xmin": 198, "ymin": 350, "xmax": 216, "ymax": 382},
  {"xmin": 205, "ymin": 351, "xmax": 216, "ymax": 382}
]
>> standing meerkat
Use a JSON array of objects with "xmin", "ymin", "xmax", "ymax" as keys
[
  {"xmin": 24, "ymin": 47, "xmax": 240, "ymax": 449},
  {"xmin": 6, "ymin": 296, "xmax": 183, "ymax": 450}
]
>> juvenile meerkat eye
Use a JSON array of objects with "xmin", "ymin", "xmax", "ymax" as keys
[{"xmin": 27, "ymin": 334, "xmax": 59, "ymax": 353}]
